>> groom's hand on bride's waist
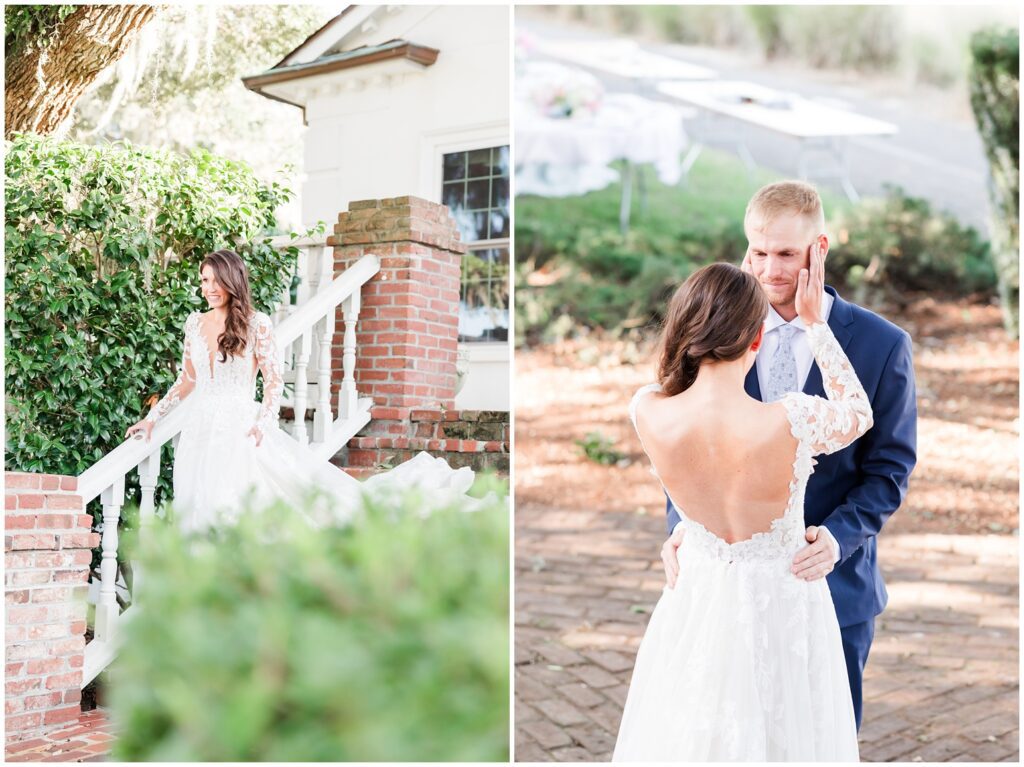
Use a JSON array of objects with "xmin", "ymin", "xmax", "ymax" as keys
[
  {"xmin": 791, "ymin": 525, "xmax": 839, "ymax": 581},
  {"xmin": 661, "ymin": 525, "xmax": 685, "ymax": 589}
]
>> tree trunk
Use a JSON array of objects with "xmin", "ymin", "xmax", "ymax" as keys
[{"xmin": 5, "ymin": 5, "xmax": 160, "ymax": 138}]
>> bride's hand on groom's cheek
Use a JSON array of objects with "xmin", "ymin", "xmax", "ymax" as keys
[{"xmin": 791, "ymin": 525, "xmax": 835, "ymax": 581}]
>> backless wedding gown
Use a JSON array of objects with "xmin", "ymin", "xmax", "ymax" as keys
[
  {"xmin": 142, "ymin": 311, "xmax": 475, "ymax": 533},
  {"xmin": 612, "ymin": 321, "xmax": 871, "ymax": 762}
]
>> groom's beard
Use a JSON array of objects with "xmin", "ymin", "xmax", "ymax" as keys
[{"xmin": 760, "ymin": 281, "xmax": 797, "ymax": 308}]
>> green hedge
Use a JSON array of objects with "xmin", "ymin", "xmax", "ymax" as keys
[
  {"xmin": 515, "ymin": 180, "xmax": 995, "ymax": 342},
  {"xmin": 109, "ymin": 480, "xmax": 510, "ymax": 761},
  {"xmin": 969, "ymin": 26, "xmax": 1019, "ymax": 338},
  {"xmin": 826, "ymin": 186, "xmax": 994, "ymax": 304},
  {"xmin": 5, "ymin": 132, "xmax": 297, "ymax": 478}
]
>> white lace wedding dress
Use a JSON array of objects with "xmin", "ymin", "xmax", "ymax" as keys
[
  {"xmin": 142, "ymin": 311, "xmax": 475, "ymax": 533},
  {"xmin": 613, "ymin": 322, "xmax": 871, "ymax": 762}
]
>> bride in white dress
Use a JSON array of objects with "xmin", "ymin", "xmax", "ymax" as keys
[
  {"xmin": 613, "ymin": 250, "xmax": 871, "ymax": 761},
  {"xmin": 125, "ymin": 249, "xmax": 475, "ymax": 533}
]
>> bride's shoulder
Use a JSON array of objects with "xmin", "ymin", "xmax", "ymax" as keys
[
  {"xmin": 249, "ymin": 310, "xmax": 273, "ymax": 328},
  {"xmin": 628, "ymin": 383, "xmax": 664, "ymax": 424},
  {"xmin": 631, "ymin": 383, "xmax": 664, "ymax": 403}
]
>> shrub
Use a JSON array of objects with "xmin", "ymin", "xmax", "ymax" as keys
[
  {"xmin": 108, "ymin": 479, "xmax": 510, "ymax": 762},
  {"xmin": 968, "ymin": 26, "xmax": 1019, "ymax": 337},
  {"xmin": 5, "ymin": 132, "xmax": 297, "ymax": 478},
  {"xmin": 826, "ymin": 187, "xmax": 996, "ymax": 305},
  {"xmin": 516, "ymin": 180, "xmax": 994, "ymax": 342}
]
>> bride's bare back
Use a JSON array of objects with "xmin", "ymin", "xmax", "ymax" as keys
[{"xmin": 635, "ymin": 389, "xmax": 798, "ymax": 545}]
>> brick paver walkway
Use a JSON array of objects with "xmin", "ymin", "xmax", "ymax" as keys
[
  {"xmin": 514, "ymin": 505, "xmax": 1018, "ymax": 762},
  {"xmin": 5, "ymin": 709, "xmax": 114, "ymax": 762}
]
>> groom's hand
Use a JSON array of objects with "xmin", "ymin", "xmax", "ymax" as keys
[
  {"xmin": 661, "ymin": 527, "xmax": 684, "ymax": 589},
  {"xmin": 791, "ymin": 526, "xmax": 836, "ymax": 581},
  {"xmin": 740, "ymin": 250, "xmax": 753, "ymax": 274}
]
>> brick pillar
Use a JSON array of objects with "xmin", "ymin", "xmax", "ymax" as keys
[
  {"xmin": 329, "ymin": 196, "xmax": 465, "ymax": 411},
  {"xmin": 5, "ymin": 472, "xmax": 97, "ymax": 743}
]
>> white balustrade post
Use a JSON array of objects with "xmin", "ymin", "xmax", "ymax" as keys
[
  {"xmin": 133, "ymin": 450, "xmax": 160, "ymax": 597},
  {"xmin": 292, "ymin": 329, "xmax": 312, "ymax": 445},
  {"xmin": 339, "ymin": 291, "xmax": 360, "ymax": 420},
  {"xmin": 313, "ymin": 314, "xmax": 334, "ymax": 443},
  {"xmin": 137, "ymin": 450, "xmax": 160, "ymax": 534},
  {"xmin": 94, "ymin": 476, "xmax": 126, "ymax": 643}
]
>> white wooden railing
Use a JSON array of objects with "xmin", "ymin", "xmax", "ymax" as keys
[{"xmin": 78, "ymin": 242, "xmax": 380, "ymax": 686}]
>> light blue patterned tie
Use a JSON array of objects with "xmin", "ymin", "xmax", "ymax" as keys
[{"xmin": 766, "ymin": 324, "xmax": 799, "ymax": 402}]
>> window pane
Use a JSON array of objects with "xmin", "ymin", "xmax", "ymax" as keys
[
  {"xmin": 442, "ymin": 182, "xmax": 464, "ymax": 209},
  {"xmin": 443, "ymin": 152, "xmax": 465, "ymax": 182},
  {"xmin": 491, "ymin": 177, "xmax": 508, "ymax": 210},
  {"xmin": 494, "ymin": 146, "xmax": 510, "ymax": 177},
  {"xmin": 468, "ymin": 148, "xmax": 491, "ymax": 178},
  {"xmin": 489, "ymin": 211, "xmax": 509, "ymax": 239},
  {"xmin": 467, "ymin": 179, "xmax": 490, "ymax": 210}
]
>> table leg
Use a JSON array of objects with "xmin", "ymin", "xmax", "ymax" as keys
[
  {"xmin": 835, "ymin": 137, "xmax": 860, "ymax": 203},
  {"xmin": 637, "ymin": 164, "xmax": 648, "ymax": 215},
  {"xmin": 620, "ymin": 160, "xmax": 633, "ymax": 234}
]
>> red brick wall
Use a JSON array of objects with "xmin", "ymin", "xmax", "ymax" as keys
[
  {"xmin": 342, "ymin": 407, "xmax": 510, "ymax": 476},
  {"xmin": 329, "ymin": 196, "xmax": 466, "ymax": 410},
  {"xmin": 5, "ymin": 473, "xmax": 97, "ymax": 743}
]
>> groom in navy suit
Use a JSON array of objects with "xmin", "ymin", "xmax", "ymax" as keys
[{"xmin": 661, "ymin": 181, "xmax": 917, "ymax": 729}]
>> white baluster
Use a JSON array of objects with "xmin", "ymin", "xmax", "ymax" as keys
[
  {"xmin": 339, "ymin": 291, "xmax": 360, "ymax": 419},
  {"xmin": 94, "ymin": 476, "xmax": 125, "ymax": 643},
  {"xmin": 313, "ymin": 314, "xmax": 334, "ymax": 443},
  {"xmin": 292, "ymin": 329, "xmax": 312, "ymax": 445},
  {"xmin": 133, "ymin": 451, "xmax": 160, "ymax": 600},
  {"xmin": 137, "ymin": 450, "xmax": 160, "ymax": 534}
]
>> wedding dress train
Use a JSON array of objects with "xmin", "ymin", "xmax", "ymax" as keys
[
  {"xmin": 612, "ymin": 322, "xmax": 870, "ymax": 762},
  {"xmin": 142, "ymin": 311, "xmax": 475, "ymax": 533}
]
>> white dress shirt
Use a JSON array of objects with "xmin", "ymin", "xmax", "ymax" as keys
[
  {"xmin": 671, "ymin": 292, "xmax": 842, "ymax": 566},
  {"xmin": 755, "ymin": 292, "xmax": 835, "ymax": 397}
]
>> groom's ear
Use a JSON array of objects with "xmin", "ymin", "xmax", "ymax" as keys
[{"xmin": 817, "ymin": 233, "xmax": 830, "ymax": 259}]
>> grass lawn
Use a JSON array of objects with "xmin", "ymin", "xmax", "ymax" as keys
[{"xmin": 514, "ymin": 148, "xmax": 855, "ymax": 251}]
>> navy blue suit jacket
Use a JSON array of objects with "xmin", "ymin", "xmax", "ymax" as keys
[{"xmin": 666, "ymin": 286, "xmax": 917, "ymax": 627}]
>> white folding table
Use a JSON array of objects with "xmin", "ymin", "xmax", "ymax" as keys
[{"xmin": 657, "ymin": 80, "xmax": 898, "ymax": 201}]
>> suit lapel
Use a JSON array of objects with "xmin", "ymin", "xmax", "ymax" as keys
[{"xmin": 804, "ymin": 286, "xmax": 855, "ymax": 397}]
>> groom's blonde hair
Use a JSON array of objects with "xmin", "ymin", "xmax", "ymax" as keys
[{"xmin": 744, "ymin": 180, "xmax": 825, "ymax": 234}]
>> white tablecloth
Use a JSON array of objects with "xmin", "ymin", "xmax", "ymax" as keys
[{"xmin": 516, "ymin": 64, "xmax": 689, "ymax": 198}]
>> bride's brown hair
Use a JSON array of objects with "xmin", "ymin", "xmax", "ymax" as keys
[
  {"xmin": 200, "ymin": 249, "xmax": 254, "ymax": 362},
  {"xmin": 658, "ymin": 262, "xmax": 768, "ymax": 396}
]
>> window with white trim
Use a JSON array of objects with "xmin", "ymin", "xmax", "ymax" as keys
[{"xmin": 442, "ymin": 146, "xmax": 509, "ymax": 343}]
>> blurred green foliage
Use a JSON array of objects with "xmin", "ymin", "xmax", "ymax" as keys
[
  {"xmin": 527, "ymin": 5, "xmax": 1016, "ymax": 87},
  {"xmin": 515, "ymin": 154, "xmax": 996, "ymax": 344},
  {"xmin": 5, "ymin": 132, "xmax": 306, "ymax": 589},
  {"xmin": 575, "ymin": 431, "xmax": 626, "ymax": 466},
  {"xmin": 968, "ymin": 26, "xmax": 1019, "ymax": 338},
  {"xmin": 110, "ymin": 478, "xmax": 510, "ymax": 761},
  {"xmin": 828, "ymin": 186, "xmax": 995, "ymax": 305},
  {"xmin": 5, "ymin": 132, "xmax": 297, "ymax": 477},
  {"xmin": 3, "ymin": 5, "xmax": 77, "ymax": 59}
]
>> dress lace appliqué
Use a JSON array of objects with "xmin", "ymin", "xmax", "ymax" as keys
[{"xmin": 145, "ymin": 310, "xmax": 283, "ymax": 437}]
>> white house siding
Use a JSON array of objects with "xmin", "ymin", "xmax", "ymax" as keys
[{"xmin": 289, "ymin": 6, "xmax": 510, "ymax": 411}]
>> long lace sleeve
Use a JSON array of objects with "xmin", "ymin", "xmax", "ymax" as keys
[
  {"xmin": 783, "ymin": 322, "xmax": 873, "ymax": 455},
  {"xmin": 252, "ymin": 312, "xmax": 283, "ymax": 436},
  {"xmin": 144, "ymin": 313, "xmax": 198, "ymax": 425}
]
